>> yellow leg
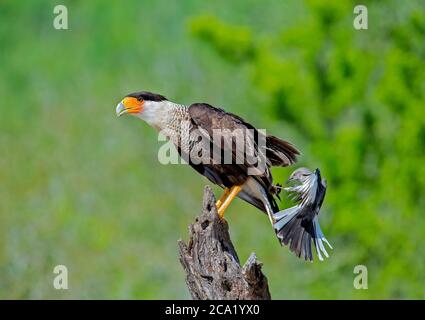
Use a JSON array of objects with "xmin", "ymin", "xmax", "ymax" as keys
[
  {"xmin": 218, "ymin": 185, "xmax": 242, "ymax": 219},
  {"xmin": 216, "ymin": 187, "xmax": 230, "ymax": 209}
]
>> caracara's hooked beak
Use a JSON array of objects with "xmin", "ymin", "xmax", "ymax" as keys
[{"xmin": 116, "ymin": 97, "xmax": 144, "ymax": 117}]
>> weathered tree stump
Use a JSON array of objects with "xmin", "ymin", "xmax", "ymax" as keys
[{"xmin": 178, "ymin": 186, "xmax": 271, "ymax": 300}]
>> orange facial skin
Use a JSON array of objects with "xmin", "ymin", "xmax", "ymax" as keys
[{"xmin": 122, "ymin": 97, "xmax": 144, "ymax": 114}]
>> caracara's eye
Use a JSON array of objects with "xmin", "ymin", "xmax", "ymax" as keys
[{"xmin": 137, "ymin": 97, "xmax": 143, "ymax": 102}]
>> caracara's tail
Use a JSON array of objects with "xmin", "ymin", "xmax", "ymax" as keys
[
  {"xmin": 273, "ymin": 207, "xmax": 332, "ymax": 261},
  {"xmin": 266, "ymin": 135, "xmax": 300, "ymax": 167}
]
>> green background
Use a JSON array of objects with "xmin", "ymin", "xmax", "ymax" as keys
[{"xmin": 1, "ymin": 0, "xmax": 424, "ymax": 299}]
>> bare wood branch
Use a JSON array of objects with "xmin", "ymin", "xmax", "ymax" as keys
[{"xmin": 178, "ymin": 186, "xmax": 271, "ymax": 300}]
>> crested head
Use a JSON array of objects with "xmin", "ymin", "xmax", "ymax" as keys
[
  {"xmin": 126, "ymin": 91, "xmax": 168, "ymax": 102},
  {"xmin": 116, "ymin": 91, "xmax": 179, "ymax": 130}
]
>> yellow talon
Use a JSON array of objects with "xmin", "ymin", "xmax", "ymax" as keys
[
  {"xmin": 217, "ymin": 185, "xmax": 242, "ymax": 219},
  {"xmin": 215, "ymin": 187, "xmax": 230, "ymax": 210}
]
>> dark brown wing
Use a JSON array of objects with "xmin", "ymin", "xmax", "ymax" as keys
[
  {"xmin": 188, "ymin": 103, "xmax": 273, "ymax": 189},
  {"xmin": 189, "ymin": 103, "xmax": 299, "ymax": 167}
]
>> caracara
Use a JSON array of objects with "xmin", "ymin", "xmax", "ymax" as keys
[{"xmin": 116, "ymin": 91, "xmax": 331, "ymax": 261}]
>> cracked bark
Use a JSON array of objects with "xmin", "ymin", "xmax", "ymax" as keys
[{"xmin": 178, "ymin": 186, "xmax": 271, "ymax": 300}]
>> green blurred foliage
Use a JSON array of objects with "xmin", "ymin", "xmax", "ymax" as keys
[
  {"xmin": 190, "ymin": 15, "xmax": 255, "ymax": 62},
  {"xmin": 0, "ymin": 0, "xmax": 424, "ymax": 299},
  {"xmin": 190, "ymin": 0, "xmax": 425, "ymax": 298}
]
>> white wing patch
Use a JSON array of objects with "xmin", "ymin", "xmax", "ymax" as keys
[{"xmin": 284, "ymin": 174, "xmax": 319, "ymax": 207}]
